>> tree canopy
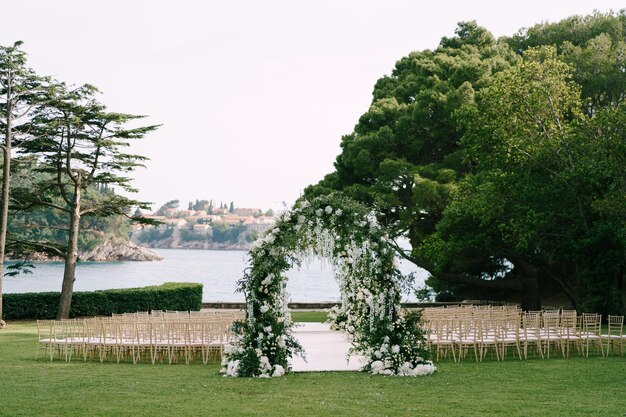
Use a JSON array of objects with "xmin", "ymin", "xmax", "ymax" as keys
[{"xmin": 304, "ymin": 12, "xmax": 626, "ymax": 314}]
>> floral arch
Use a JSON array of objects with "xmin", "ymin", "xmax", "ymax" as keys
[{"xmin": 222, "ymin": 194, "xmax": 435, "ymax": 377}]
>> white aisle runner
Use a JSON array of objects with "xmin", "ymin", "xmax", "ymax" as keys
[{"xmin": 288, "ymin": 322, "xmax": 367, "ymax": 372}]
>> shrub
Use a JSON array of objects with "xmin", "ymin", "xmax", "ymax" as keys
[
  {"xmin": 3, "ymin": 282, "xmax": 203, "ymax": 319},
  {"xmin": 137, "ymin": 228, "xmax": 173, "ymax": 243}
]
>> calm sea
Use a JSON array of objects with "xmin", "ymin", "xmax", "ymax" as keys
[{"xmin": 4, "ymin": 248, "xmax": 425, "ymax": 302}]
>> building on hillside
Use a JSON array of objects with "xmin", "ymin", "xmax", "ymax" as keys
[
  {"xmin": 187, "ymin": 214, "xmax": 221, "ymax": 223},
  {"xmin": 219, "ymin": 214, "xmax": 244, "ymax": 225},
  {"xmin": 159, "ymin": 218, "xmax": 188, "ymax": 230},
  {"xmin": 192, "ymin": 224, "xmax": 211, "ymax": 235},
  {"xmin": 161, "ymin": 208, "xmax": 178, "ymax": 218},
  {"xmin": 177, "ymin": 209, "xmax": 196, "ymax": 217},
  {"xmin": 256, "ymin": 216, "xmax": 276, "ymax": 225}
]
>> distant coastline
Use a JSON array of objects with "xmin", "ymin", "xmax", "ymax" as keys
[
  {"xmin": 9, "ymin": 239, "xmax": 163, "ymax": 262},
  {"xmin": 138, "ymin": 241, "xmax": 253, "ymax": 251}
]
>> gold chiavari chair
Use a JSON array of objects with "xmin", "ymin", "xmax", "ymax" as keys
[
  {"xmin": 601, "ymin": 315, "xmax": 624, "ymax": 356},
  {"xmin": 580, "ymin": 313, "xmax": 603, "ymax": 357},
  {"xmin": 521, "ymin": 312, "xmax": 543, "ymax": 359}
]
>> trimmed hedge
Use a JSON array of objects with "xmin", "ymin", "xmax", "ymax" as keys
[{"xmin": 3, "ymin": 282, "xmax": 203, "ymax": 320}]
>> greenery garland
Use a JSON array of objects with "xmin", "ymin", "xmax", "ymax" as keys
[{"xmin": 222, "ymin": 194, "xmax": 435, "ymax": 377}]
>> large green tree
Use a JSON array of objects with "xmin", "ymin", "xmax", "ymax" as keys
[
  {"xmin": 16, "ymin": 83, "xmax": 159, "ymax": 318},
  {"xmin": 304, "ymin": 13, "xmax": 626, "ymax": 313},
  {"xmin": 425, "ymin": 47, "xmax": 625, "ymax": 312},
  {"xmin": 0, "ymin": 41, "xmax": 51, "ymax": 327}
]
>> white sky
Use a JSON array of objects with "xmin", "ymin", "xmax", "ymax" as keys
[{"xmin": 1, "ymin": 1, "xmax": 623, "ymax": 212}]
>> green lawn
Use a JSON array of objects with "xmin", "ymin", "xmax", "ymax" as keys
[{"xmin": 0, "ymin": 319, "xmax": 624, "ymax": 417}]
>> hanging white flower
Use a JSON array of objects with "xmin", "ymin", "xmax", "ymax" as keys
[
  {"xmin": 325, "ymin": 205, "xmax": 333, "ymax": 214},
  {"xmin": 277, "ymin": 335, "xmax": 287, "ymax": 349}
]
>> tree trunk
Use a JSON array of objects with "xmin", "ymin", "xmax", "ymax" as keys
[
  {"xmin": 0, "ymin": 88, "xmax": 12, "ymax": 328},
  {"xmin": 515, "ymin": 258, "xmax": 542, "ymax": 311},
  {"xmin": 57, "ymin": 177, "xmax": 81, "ymax": 319}
]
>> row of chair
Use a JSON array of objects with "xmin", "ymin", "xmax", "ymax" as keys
[
  {"xmin": 37, "ymin": 310, "xmax": 244, "ymax": 365},
  {"xmin": 421, "ymin": 306, "xmax": 624, "ymax": 362}
]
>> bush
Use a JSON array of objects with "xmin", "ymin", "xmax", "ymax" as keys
[
  {"xmin": 3, "ymin": 282, "xmax": 203, "ymax": 319},
  {"xmin": 137, "ymin": 228, "xmax": 173, "ymax": 243},
  {"xmin": 180, "ymin": 229, "xmax": 207, "ymax": 242}
]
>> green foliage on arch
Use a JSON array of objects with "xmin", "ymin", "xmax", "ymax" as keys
[{"xmin": 222, "ymin": 194, "xmax": 434, "ymax": 377}]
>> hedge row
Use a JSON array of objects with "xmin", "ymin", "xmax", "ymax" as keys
[{"xmin": 3, "ymin": 282, "xmax": 203, "ymax": 320}]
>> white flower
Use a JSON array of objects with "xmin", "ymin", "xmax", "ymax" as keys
[
  {"xmin": 399, "ymin": 362, "xmax": 413, "ymax": 376},
  {"xmin": 391, "ymin": 345, "xmax": 400, "ymax": 354},
  {"xmin": 277, "ymin": 335, "xmax": 287, "ymax": 348},
  {"xmin": 300, "ymin": 201, "xmax": 310, "ymax": 209},
  {"xmin": 261, "ymin": 275, "xmax": 273, "ymax": 286},
  {"xmin": 264, "ymin": 325, "xmax": 272, "ymax": 333},
  {"xmin": 259, "ymin": 304, "xmax": 270, "ymax": 314},
  {"xmin": 272, "ymin": 365, "xmax": 285, "ymax": 377},
  {"xmin": 380, "ymin": 344, "xmax": 388, "ymax": 353},
  {"xmin": 325, "ymin": 205, "xmax": 333, "ymax": 214},
  {"xmin": 374, "ymin": 350, "xmax": 382, "ymax": 359},
  {"xmin": 226, "ymin": 360, "xmax": 240, "ymax": 377},
  {"xmin": 413, "ymin": 363, "xmax": 437, "ymax": 376},
  {"xmin": 335, "ymin": 208, "xmax": 343, "ymax": 216},
  {"xmin": 297, "ymin": 215, "xmax": 306, "ymax": 224},
  {"xmin": 315, "ymin": 208, "xmax": 323, "ymax": 217},
  {"xmin": 370, "ymin": 360, "xmax": 385, "ymax": 373},
  {"xmin": 260, "ymin": 356, "xmax": 270, "ymax": 365}
]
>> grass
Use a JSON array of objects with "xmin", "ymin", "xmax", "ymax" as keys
[
  {"xmin": 290, "ymin": 311, "xmax": 328, "ymax": 322},
  {"xmin": 0, "ymin": 319, "xmax": 624, "ymax": 417}
]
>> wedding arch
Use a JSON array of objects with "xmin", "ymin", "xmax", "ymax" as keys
[{"xmin": 222, "ymin": 194, "xmax": 435, "ymax": 377}]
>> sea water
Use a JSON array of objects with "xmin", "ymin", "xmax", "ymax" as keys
[{"xmin": 4, "ymin": 248, "xmax": 425, "ymax": 302}]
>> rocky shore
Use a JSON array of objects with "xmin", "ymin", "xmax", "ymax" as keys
[
  {"xmin": 81, "ymin": 239, "xmax": 163, "ymax": 261},
  {"xmin": 13, "ymin": 239, "xmax": 163, "ymax": 262}
]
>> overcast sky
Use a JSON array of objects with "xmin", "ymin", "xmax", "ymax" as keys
[{"xmin": 1, "ymin": 1, "xmax": 623, "ymax": 212}]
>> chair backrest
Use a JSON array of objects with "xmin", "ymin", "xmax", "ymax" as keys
[
  {"xmin": 606, "ymin": 315, "xmax": 623, "ymax": 337},
  {"xmin": 582, "ymin": 313, "xmax": 602, "ymax": 335}
]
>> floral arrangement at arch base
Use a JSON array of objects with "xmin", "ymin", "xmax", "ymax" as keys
[{"xmin": 221, "ymin": 193, "xmax": 436, "ymax": 377}]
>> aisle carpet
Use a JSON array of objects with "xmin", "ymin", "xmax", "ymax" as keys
[{"xmin": 289, "ymin": 322, "xmax": 366, "ymax": 372}]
